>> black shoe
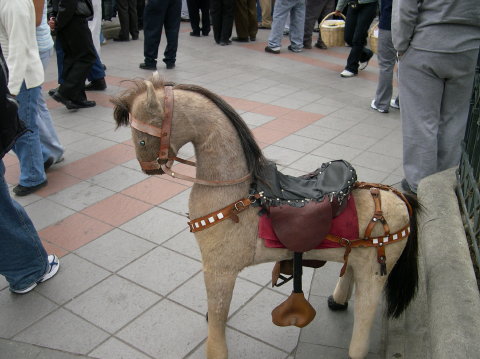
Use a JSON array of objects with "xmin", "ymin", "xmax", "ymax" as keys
[
  {"xmin": 131, "ymin": 35, "xmax": 139, "ymax": 40},
  {"xmin": 190, "ymin": 31, "xmax": 201, "ymax": 37},
  {"xmin": 48, "ymin": 87, "xmax": 58, "ymax": 96},
  {"xmin": 249, "ymin": 36, "xmax": 256, "ymax": 41},
  {"xmin": 50, "ymin": 90, "xmax": 80, "ymax": 110},
  {"xmin": 139, "ymin": 62, "xmax": 157, "ymax": 70},
  {"xmin": 303, "ymin": 42, "xmax": 312, "ymax": 49},
  {"xmin": 166, "ymin": 63, "xmax": 175, "ymax": 69},
  {"xmin": 258, "ymin": 25, "xmax": 271, "ymax": 29},
  {"xmin": 264, "ymin": 46, "xmax": 280, "ymax": 54},
  {"xmin": 102, "ymin": 64, "xmax": 107, "ymax": 71},
  {"xmin": 231, "ymin": 37, "xmax": 249, "ymax": 42},
  {"xmin": 13, "ymin": 180, "xmax": 48, "ymax": 196},
  {"xmin": 219, "ymin": 40, "xmax": 231, "ymax": 46},
  {"xmin": 44, "ymin": 158, "xmax": 54, "ymax": 171},
  {"xmin": 314, "ymin": 41, "xmax": 328, "ymax": 49},
  {"xmin": 113, "ymin": 37, "xmax": 129, "ymax": 42},
  {"xmin": 202, "ymin": 32, "xmax": 209, "ymax": 36},
  {"xmin": 72, "ymin": 99, "xmax": 96, "ymax": 108},
  {"xmin": 85, "ymin": 78, "xmax": 107, "ymax": 91}
]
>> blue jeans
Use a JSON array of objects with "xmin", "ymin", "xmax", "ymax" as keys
[
  {"xmin": 38, "ymin": 49, "xmax": 64, "ymax": 163},
  {"xmin": 0, "ymin": 161, "xmax": 48, "ymax": 291},
  {"xmin": 55, "ymin": 39, "xmax": 105, "ymax": 84},
  {"xmin": 267, "ymin": 0, "xmax": 305, "ymax": 50},
  {"xmin": 12, "ymin": 83, "xmax": 46, "ymax": 187}
]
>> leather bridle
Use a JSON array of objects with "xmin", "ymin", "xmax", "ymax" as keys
[{"xmin": 128, "ymin": 85, "xmax": 252, "ymax": 186}]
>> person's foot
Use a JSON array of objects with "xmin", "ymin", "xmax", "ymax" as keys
[
  {"xmin": 287, "ymin": 45, "xmax": 302, "ymax": 53},
  {"xmin": 166, "ymin": 63, "xmax": 175, "ymax": 69},
  {"xmin": 131, "ymin": 35, "xmax": 139, "ymax": 40},
  {"xmin": 113, "ymin": 37, "xmax": 129, "ymax": 42},
  {"xmin": 303, "ymin": 41, "xmax": 312, "ymax": 49},
  {"xmin": 50, "ymin": 90, "xmax": 80, "ymax": 110},
  {"xmin": 139, "ymin": 62, "xmax": 157, "ymax": 70},
  {"xmin": 231, "ymin": 37, "xmax": 249, "ymax": 42},
  {"xmin": 10, "ymin": 255, "xmax": 60, "ymax": 294},
  {"xmin": 202, "ymin": 32, "xmax": 209, "ymax": 36},
  {"xmin": 13, "ymin": 180, "xmax": 48, "ymax": 196},
  {"xmin": 85, "ymin": 78, "xmax": 107, "ymax": 91},
  {"xmin": 314, "ymin": 41, "xmax": 328, "ymax": 49},
  {"xmin": 340, "ymin": 69, "xmax": 357, "ymax": 78},
  {"xmin": 249, "ymin": 36, "xmax": 256, "ymax": 41},
  {"xmin": 370, "ymin": 99, "xmax": 388, "ymax": 113},
  {"xmin": 390, "ymin": 99, "xmax": 400, "ymax": 109},
  {"xmin": 44, "ymin": 158, "xmax": 54, "ymax": 171},
  {"xmin": 219, "ymin": 40, "xmax": 231, "ymax": 46},
  {"xmin": 359, "ymin": 53, "xmax": 374, "ymax": 71},
  {"xmin": 73, "ymin": 99, "xmax": 96, "ymax": 108},
  {"xmin": 48, "ymin": 87, "xmax": 58, "ymax": 96},
  {"xmin": 190, "ymin": 31, "xmax": 201, "ymax": 37},
  {"xmin": 258, "ymin": 25, "xmax": 271, "ymax": 29},
  {"xmin": 265, "ymin": 46, "xmax": 280, "ymax": 54}
]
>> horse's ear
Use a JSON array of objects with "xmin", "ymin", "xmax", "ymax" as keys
[
  {"xmin": 111, "ymin": 97, "xmax": 131, "ymax": 128},
  {"xmin": 145, "ymin": 80, "xmax": 160, "ymax": 111}
]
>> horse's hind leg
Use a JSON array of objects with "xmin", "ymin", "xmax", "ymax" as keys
[
  {"xmin": 329, "ymin": 265, "xmax": 354, "ymax": 309},
  {"xmin": 348, "ymin": 266, "xmax": 386, "ymax": 359},
  {"xmin": 203, "ymin": 270, "xmax": 237, "ymax": 359}
]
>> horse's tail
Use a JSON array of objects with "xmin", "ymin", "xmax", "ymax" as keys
[{"xmin": 385, "ymin": 192, "xmax": 420, "ymax": 318}]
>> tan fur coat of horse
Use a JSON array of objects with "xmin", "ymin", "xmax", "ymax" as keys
[{"xmin": 112, "ymin": 75, "xmax": 419, "ymax": 359}]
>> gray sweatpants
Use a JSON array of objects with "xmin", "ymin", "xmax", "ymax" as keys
[
  {"xmin": 373, "ymin": 29, "xmax": 398, "ymax": 112},
  {"xmin": 398, "ymin": 47, "xmax": 479, "ymax": 191}
]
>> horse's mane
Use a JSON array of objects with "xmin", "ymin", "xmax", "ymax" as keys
[{"xmin": 111, "ymin": 75, "xmax": 268, "ymax": 181}]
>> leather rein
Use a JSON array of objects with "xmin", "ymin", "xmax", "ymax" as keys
[{"xmin": 128, "ymin": 85, "xmax": 251, "ymax": 186}]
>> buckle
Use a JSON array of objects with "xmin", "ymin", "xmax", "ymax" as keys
[{"xmin": 234, "ymin": 201, "xmax": 246, "ymax": 212}]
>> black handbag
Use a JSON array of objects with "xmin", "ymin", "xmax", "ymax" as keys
[{"xmin": 75, "ymin": 0, "xmax": 93, "ymax": 17}]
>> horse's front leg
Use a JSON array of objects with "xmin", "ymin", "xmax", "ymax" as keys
[
  {"xmin": 203, "ymin": 270, "xmax": 237, "ymax": 359},
  {"xmin": 329, "ymin": 265, "xmax": 354, "ymax": 309},
  {"xmin": 348, "ymin": 265, "xmax": 386, "ymax": 359}
]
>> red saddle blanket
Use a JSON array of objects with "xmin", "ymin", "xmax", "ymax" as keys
[{"xmin": 259, "ymin": 196, "xmax": 359, "ymax": 249}]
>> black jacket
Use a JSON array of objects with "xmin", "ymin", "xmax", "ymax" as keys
[
  {"xmin": 48, "ymin": 0, "xmax": 94, "ymax": 30},
  {"xmin": 0, "ymin": 46, "xmax": 27, "ymax": 160}
]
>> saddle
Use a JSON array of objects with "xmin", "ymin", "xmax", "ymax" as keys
[{"xmin": 252, "ymin": 160, "xmax": 357, "ymax": 328}]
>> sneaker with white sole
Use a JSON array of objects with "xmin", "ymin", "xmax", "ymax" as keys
[
  {"xmin": 340, "ymin": 69, "xmax": 356, "ymax": 78},
  {"xmin": 358, "ymin": 61, "xmax": 369, "ymax": 71},
  {"xmin": 11, "ymin": 254, "xmax": 60, "ymax": 294},
  {"xmin": 390, "ymin": 99, "xmax": 400, "ymax": 109},
  {"xmin": 370, "ymin": 99, "xmax": 388, "ymax": 113}
]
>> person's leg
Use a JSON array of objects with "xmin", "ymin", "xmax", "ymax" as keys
[
  {"xmin": 38, "ymin": 49, "xmax": 64, "ymax": 164},
  {"xmin": 0, "ymin": 161, "xmax": 49, "ymax": 291},
  {"xmin": 200, "ymin": 0, "xmax": 211, "ymax": 35},
  {"xmin": 210, "ymin": 0, "xmax": 222, "ymax": 43},
  {"xmin": 163, "ymin": 0, "xmax": 182, "ymax": 66},
  {"xmin": 143, "ymin": 0, "xmax": 166, "ymax": 65},
  {"xmin": 345, "ymin": 2, "xmax": 376, "ymax": 73},
  {"xmin": 128, "ymin": 0, "xmax": 139, "ymax": 38},
  {"xmin": 288, "ymin": 0, "xmax": 306, "ymax": 50},
  {"xmin": 316, "ymin": 0, "xmax": 335, "ymax": 45},
  {"xmin": 267, "ymin": 0, "xmax": 292, "ymax": 49},
  {"xmin": 54, "ymin": 39, "xmax": 65, "ymax": 85},
  {"xmin": 220, "ymin": 0, "xmax": 235, "ymax": 42},
  {"xmin": 372, "ymin": 29, "xmax": 396, "ymax": 111},
  {"xmin": 234, "ymin": 0, "xmax": 249, "ymax": 39},
  {"xmin": 303, "ymin": 0, "xmax": 322, "ymax": 47},
  {"xmin": 436, "ymin": 49, "xmax": 478, "ymax": 172},
  {"xmin": 399, "ymin": 48, "xmax": 443, "ymax": 192},
  {"xmin": 86, "ymin": 48, "xmax": 106, "ymax": 82},
  {"xmin": 259, "ymin": 0, "xmax": 272, "ymax": 28},
  {"xmin": 12, "ymin": 84, "xmax": 46, "ymax": 188},
  {"xmin": 247, "ymin": 0, "xmax": 258, "ymax": 38},
  {"xmin": 187, "ymin": 0, "xmax": 201, "ymax": 34},
  {"xmin": 115, "ymin": 0, "xmax": 131, "ymax": 39}
]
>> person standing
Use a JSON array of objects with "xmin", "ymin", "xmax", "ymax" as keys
[
  {"xmin": 187, "ymin": 0, "xmax": 210, "ymax": 37},
  {"xmin": 258, "ymin": 0, "xmax": 272, "ymax": 29},
  {"xmin": 210, "ymin": 0, "xmax": 235, "ymax": 45},
  {"xmin": 0, "ymin": 0, "xmax": 49, "ymax": 196},
  {"xmin": 264, "ymin": 0, "xmax": 306, "ymax": 53},
  {"xmin": 0, "ymin": 44, "xmax": 60, "ymax": 294},
  {"xmin": 303, "ymin": 0, "xmax": 335, "ymax": 50},
  {"xmin": 114, "ymin": 0, "xmax": 139, "ymax": 41},
  {"xmin": 334, "ymin": 0, "xmax": 377, "ymax": 77},
  {"xmin": 34, "ymin": 0, "xmax": 65, "ymax": 167},
  {"xmin": 392, "ymin": 0, "xmax": 480, "ymax": 194},
  {"xmin": 232, "ymin": 0, "xmax": 258, "ymax": 42},
  {"xmin": 140, "ymin": 0, "xmax": 181, "ymax": 69},
  {"xmin": 370, "ymin": 0, "xmax": 399, "ymax": 113},
  {"xmin": 47, "ymin": 0, "xmax": 97, "ymax": 109}
]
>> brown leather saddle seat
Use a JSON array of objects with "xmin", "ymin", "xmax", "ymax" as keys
[{"xmin": 252, "ymin": 160, "xmax": 357, "ymax": 252}]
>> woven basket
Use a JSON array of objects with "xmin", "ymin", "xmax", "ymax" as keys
[
  {"xmin": 368, "ymin": 22, "xmax": 379, "ymax": 54},
  {"xmin": 319, "ymin": 12, "xmax": 346, "ymax": 48}
]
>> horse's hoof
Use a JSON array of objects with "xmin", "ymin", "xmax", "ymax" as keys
[{"xmin": 328, "ymin": 295, "xmax": 348, "ymax": 311}]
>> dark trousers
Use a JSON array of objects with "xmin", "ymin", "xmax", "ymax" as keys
[
  {"xmin": 210, "ymin": 0, "xmax": 234, "ymax": 43},
  {"xmin": 143, "ymin": 0, "xmax": 181, "ymax": 66},
  {"xmin": 234, "ymin": 0, "xmax": 258, "ymax": 39},
  {"xmin": 117, "ymin": 0, "xmax": 139, "ymax": 39},
  {"xmin": 344, "ymin": 2, "xmax": 376, "ymax": 73},
  {"xmin": 56, "ymin": 16, "xmax": 96, "ymax": 102},
  {"xmin": 187, "ymin": 0, "xmax": 211, "ymax": 35}
]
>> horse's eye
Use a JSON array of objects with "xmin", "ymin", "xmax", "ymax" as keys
[{"xmin": 139, "ymin": 140, "xmax": 146, "ymax": 146}]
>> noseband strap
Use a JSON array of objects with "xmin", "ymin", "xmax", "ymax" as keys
[{"xmin": 129, "ymin": 85, "xmax": 251, "ymax": 186}]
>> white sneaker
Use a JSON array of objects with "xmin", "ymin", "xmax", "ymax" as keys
[
  {"xmin": 340, "ymin": 70, "xmax": 356, "ymax": 78},
  {"xmin": 370, "ymin": 99, "xmax": 388, "ymax": 113},
  {"xmin": 11, "ymin": 255, "xmax": 60, "ymax": 294},
  {"xmin": 359, "ymin": 61, "xmax": 369, "ymax": 71},
  {"xmin": 390, "ymin": 99, "xmax": 400, "ymax": 109}
]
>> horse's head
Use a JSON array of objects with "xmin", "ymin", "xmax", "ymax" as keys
[{"xmin": 111, "ymin": 75, "xmax": 174, "ymax": 175}]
